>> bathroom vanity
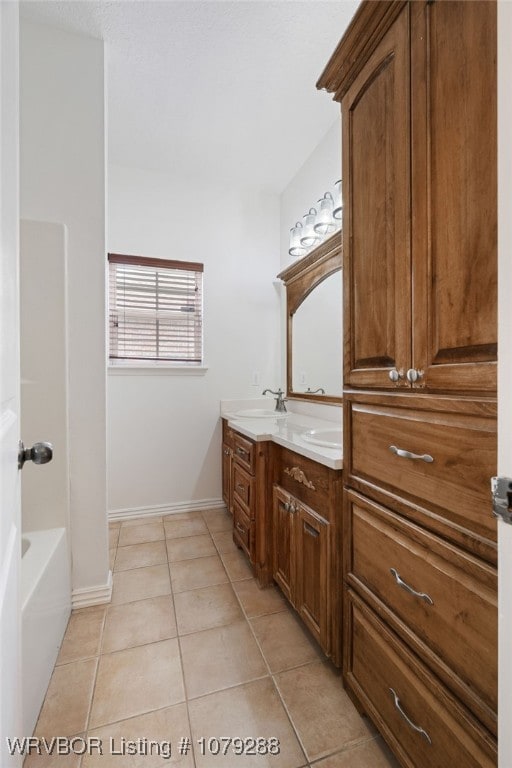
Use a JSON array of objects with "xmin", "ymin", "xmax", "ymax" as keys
[{"xmin": 221, "ymin": 406, "xmax": 343, "ymax": 665}]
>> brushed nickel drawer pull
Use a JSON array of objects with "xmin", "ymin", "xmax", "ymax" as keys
[
  {"xmin": 236, "ymin": 483, "xmax": 245, "ymax": 492},
  {"xmin": 304, "ymin": 522, "xmax": 319, "ymax": 538},
  {"xmin": 236, "ymin": 447, "xmax": 248, "ymax": 457},
  {"xmin": 389, "ymin": 445, "xmax": 434, "ymax": 463},
  {"xmin": 390, "ymin": 568, "xmax": 434, "ymax": 605},
  {"xmin": 235, "ymin": 522, "xmax": 246, "ymax": 535},
  {"xmin": 389, "ymin": 688, "xmax": 432, "ymax": 744}
]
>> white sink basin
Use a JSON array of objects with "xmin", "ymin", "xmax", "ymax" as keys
[
  {"xmin": 302, "ymin": 428, "xmax": 342, "ymax": 449},
  {"xmin": 233, "ymin": 408, "xmax": 286, "ymax": 419}
]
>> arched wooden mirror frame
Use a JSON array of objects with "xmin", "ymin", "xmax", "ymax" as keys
[{"xmin": 277, "ymin": 231, "xmax": 343, "ymax": 405}]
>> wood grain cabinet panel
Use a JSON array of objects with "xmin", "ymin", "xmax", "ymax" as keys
[
  {"xmin": 274, "ymin": 445, "xmax": 333, "ymax": 515},
  {"xmin": 233, "ymin": 501, "xmax": 254, "ymax": 562},
  {"xmin": 342, "ymin": 3, "xmax": 411, "ymax": 390},
  {"xmin": 339, "ymin": 0, "xmax": 497, "ymax": 395},
  {"xmin": 411, "ymin": 0, "xmax": 497, "ymax": 393},
  {"xmin": 346, "ymin": 490, "xmax": 497, "ymax": 733},
  {"xmin": 318, "ymin": 2, "xmax": 498, "ymax": 763},
  {"xmin": 345, "ymin": 591, "xmax": 496, "ymax": 768},
  {"xmin": 232, "ymin": 462, "xmax": 254, "ymax": 518},
  {"xmin": 272, "ymin": 485, "xmax": 331, "ymax": 655},
  {"xmin": 221, "ymin": 421, "xmax": 271, "ymax": 585},
  {"xmin": 233, "ymin": 433, "xmax": 255, "ymax": 473},
  {"xmin": 295, "ymin": 505, "xmax": 330, "ymax": 651},
  {"xmin": 272, "ymin": 485, "xmax": 295, "ymax": 604},
  {"xmin": 347, "ymin": 398, "xmax": 497, "ymax": 545}
]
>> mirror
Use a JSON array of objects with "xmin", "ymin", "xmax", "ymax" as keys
[{"xmin": 278, "ymin": 232, "xmax": 342, "ymax": 404}]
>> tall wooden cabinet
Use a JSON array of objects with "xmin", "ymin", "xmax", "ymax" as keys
[
  {"xmin": 330, "ymin": 0, "xmax": 497, "ymax": 394},
  {"xmin": 318, "ymin": 2, "xmax": 497, "ymax": 766}
]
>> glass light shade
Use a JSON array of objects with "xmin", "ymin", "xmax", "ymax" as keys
[
  {"xmin": 300, "ymin": 208, "xmax": 320, "ymax": 248},
  {"xmin": 314, "ymin": 192, "xmax": 335, "ymax": 235},
  {"xmin": 288, "ymin": 222, "xmax": 307, "ymax": 258},
  {"xmin": 333, "ymin": 179, "xmax": 343, "ymax": 220}
]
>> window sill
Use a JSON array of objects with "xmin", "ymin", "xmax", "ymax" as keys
[{"xmin": 108, "ymin": 363, "xmax": 209, "ymax": 376}]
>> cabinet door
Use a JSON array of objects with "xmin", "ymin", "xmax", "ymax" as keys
[
  {"xmin": 222, "ymin": 443, "xmax": 232, "ymax": 512},
  {"xmin": 272, "ymin": 486, "xmax": 295, "ymax": 603},
  {"xmin": 295, "ymin": 503, "xmax": 330, "ymax": 654},
  {"xmin": 342, "ymin": 3, "xmax": 411, "ymax": 390},
  {"xmin": 411, "ymin": 0, "xmax": 497, "ymax": 393}
]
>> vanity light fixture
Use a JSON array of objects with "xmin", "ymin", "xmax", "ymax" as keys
[
  {"xmin": 288, "ymin": 222, "xmax": 307, "ymax": 258},
  {"xmin": 288, "ymin": 181, "xmax": 342, "ymax": 258},
  {"xmin": 333, "ymin": 179, "xmax": 343, "ymax": 220},
  {"xmin": 314, "ymin": 192, "xmax": 336, "ymax": 235},
  {"xmin": 300, "ymin": 208, "xmax": 321, "ymax": 248}
]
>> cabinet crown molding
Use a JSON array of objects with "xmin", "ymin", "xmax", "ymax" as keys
[{"xmin": 316, "ymin": 0, "xmax": 407, "ymax": 101}]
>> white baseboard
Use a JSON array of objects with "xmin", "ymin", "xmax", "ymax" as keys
[
  {"xmin": 72, "ymin": 570, "xmax": 113, "ymax": 609},
  {"xmin": 108, "ymin": 498, "xmax": 226, "ymax": 523}
]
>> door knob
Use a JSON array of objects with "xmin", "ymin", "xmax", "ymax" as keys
[
  {"xmin": 18, "ymin": 441, "xmax": 53, "ymax": 470},
  {"xmin": 388, "ymin": 368, "xmax": 403, "ymax": 383},
  {"xmin": 406, "ymin": 368, "xmax": 423, "ymax": 384}
]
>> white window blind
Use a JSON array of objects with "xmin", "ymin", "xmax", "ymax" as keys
[{"xmin": 108, "ymin": 254, "xmax": 204, "ymax": 363}]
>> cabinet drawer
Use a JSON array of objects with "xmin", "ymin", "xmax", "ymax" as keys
[
  {"xmin": 274, "ymin": 445, "xmax": 332, "ymax": 515},
  {"xmin": 348, "ymin": 400, "xmax": 496, "ymax": 543},
  {"xmin": 346, "ymin": 491, "xmax": 497, "ymax": 730},
  {"xmin": 222, "ymin": 419, "xmax": 235, "ymax": 450},
  {"xmin": 233, "ymin": 433, "xmax": 255, "ymax": 473},
  {"xmin": 233, "ymin": 501, "xmax": 253, "ymax": 562},
  {"xmin": 232, "ymin": 463, "xmax": 254, "ymax": 517},
  {"xmin": 346, "ymin": 591, "xmax": 496, "ymax": 768}
]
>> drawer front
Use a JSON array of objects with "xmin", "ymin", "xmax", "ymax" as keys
[
  {"xmin": 346, "ymin": 591, "xmax": 496, "ymax": 768},
  {"xmin": 233, "ymin": 501, "xmax": 253, "ymax": 562},
  {"xmin": 348, "ymin": 400, "xmax": 497, "ymax": 542},
  {"xmin": 233, "ymin": 433, "xmax": 255, "ymax": 474},
  {"xmin": 232, "ymin": 463, "xmax": 254, "ymax": 518},
  {"xmin": 275, "ymin": 445, "xmax": 333, "ymax": 515},
  {"xmin": 222, "ymin": 419, "xmax": 235, "ymax": 450},
  {"xmin": 347, "ymin": 491, "xmax": 497, "ymax": 726}
]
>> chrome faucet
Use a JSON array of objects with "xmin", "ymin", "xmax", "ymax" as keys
[
  {"xmin": 306, "ymin": 387, "xmax": 326, "ymax": 394},
  {"xmin": 262, "ymin": 388, "xmax": 287, "ymax": 413}
]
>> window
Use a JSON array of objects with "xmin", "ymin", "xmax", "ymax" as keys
[{"xmin": 108, "ymin": 254, "xmax": 203, "ymax": 364}]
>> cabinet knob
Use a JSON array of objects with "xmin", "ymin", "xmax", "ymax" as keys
[
  {"xmin": 406, "ymin": 368, "xmax": 423, "ymax": 383},
  {"xmin": 388, "ymin": 368, "xmax": 403, "ymax": 383}
]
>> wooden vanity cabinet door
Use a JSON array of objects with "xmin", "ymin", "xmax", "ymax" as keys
[
  {"xmin": 295, "ymin": 503, "xmax": 330, "ymax": 654},
  {"xmin": 342, "ymin": 3, "xmax": 411, "ymax": 390},
  {"xmin": 272, "ymin": 485, "xmax": 295, "ymax": 604},
  {"xmin": 410, "ymin": 0, "xmax": 497, "ymax": 393}
]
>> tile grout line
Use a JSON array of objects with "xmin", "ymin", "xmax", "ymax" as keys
[
  {"xmin": 170, "ymin": 515, "xmax": 198, "ymax": 768},
  {"xmin": 229, "ymin": 553, "xmax": 311, "ymax": 768}
]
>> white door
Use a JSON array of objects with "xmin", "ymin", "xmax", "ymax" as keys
[
  {"xmin": 0, "ymin": 2, "xmax": 21, "ymax": 765},
  {"xmin": 498, "ymin": 4, "xmax": 512, "ymax": 766}
]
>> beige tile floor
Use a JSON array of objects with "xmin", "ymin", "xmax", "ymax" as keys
[{"xmin": 26, "ymin": 508, "xmax": 399, "ymax": 768}]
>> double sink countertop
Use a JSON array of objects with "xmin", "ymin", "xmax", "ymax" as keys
[{"xmin": 220, "ymin": 399, "xmax": 343, "ymax": 470}]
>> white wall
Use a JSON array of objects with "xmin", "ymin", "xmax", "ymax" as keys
[
  {"xmin": 280, "ymin": 118, "xmax": 341, "ymax": 270},
  {"xmin": 108, "ymin": 165, "xmax": 280, "ymax": 515},
  {"xmin": 20, "ymin": 21, "xmax": 109, "ymax": 597},
  {"xmin": 20, "ymin": 220, "xmax": 69, "ymax": 534}
]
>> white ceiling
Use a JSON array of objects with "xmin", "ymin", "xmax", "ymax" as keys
[{"xmin": 20, "ymin": 1, "xmax": 358, "ymax": 192}]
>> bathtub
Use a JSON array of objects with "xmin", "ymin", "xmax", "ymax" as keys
[{"xmin": 21, "ymin": 528, "xmax": 71, "ymax": 736}]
